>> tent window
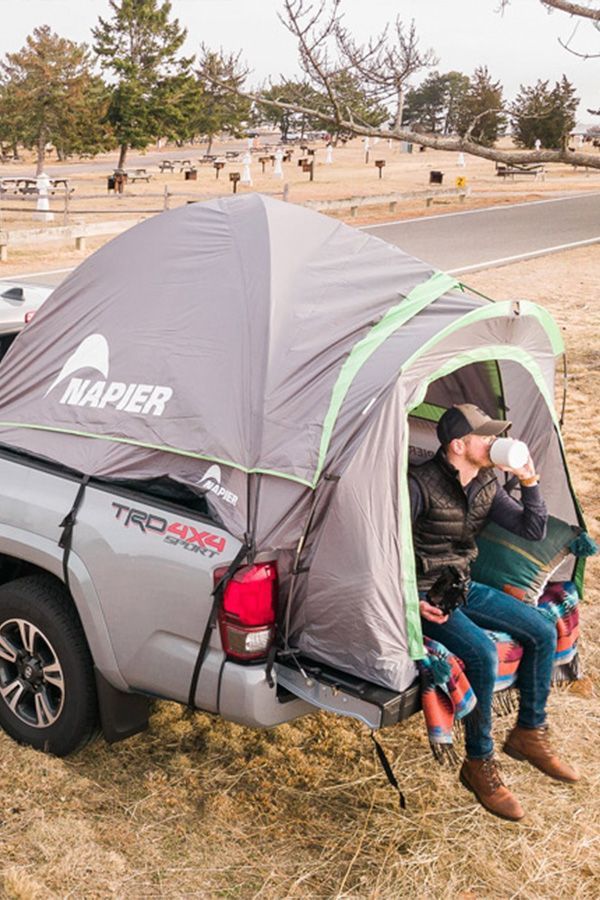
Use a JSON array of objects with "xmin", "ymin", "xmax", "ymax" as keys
[
  {"xmin": 420, "ymin": 361, "xmax": 507, "ymax": 422},
  {"xmin": 410, "ymin": 401, "xmax": 446, "ymax": 423}
]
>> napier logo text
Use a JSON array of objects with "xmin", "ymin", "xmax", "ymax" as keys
[
  {"xmin": 45, "ymin": 334, "xmax": 173, "ymax": 416},
  {"xmin": 198, "ymin": 464, "xmax": 238, "ymax": 507}
]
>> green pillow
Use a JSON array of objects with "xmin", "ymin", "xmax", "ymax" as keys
[{"xmin": 472, "ymin": 516, "xmax": 580, "ymax": 604}]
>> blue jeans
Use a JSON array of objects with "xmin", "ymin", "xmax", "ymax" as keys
[{"xmin": 421, "ymin": 581, "xmax": 557, "ymax": 759}]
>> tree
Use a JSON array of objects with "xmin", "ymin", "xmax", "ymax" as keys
[
  {"xmin": 92, "ymin": 0, "xmax": 193, "ymax": 168},
  {"xmin": 194, "ymin": 46, "xmax": 251, "ymax": 153},
  {"xmin": 336, "ymin": 16, "xmax": 437, "ymax": 131},
  {"xmin": 260, "ymin": 80, "xmax": 326, "ymax": 141},
  {"xmin": 219, "ymin": 0, "xmax": 600, "ymax": 170},
  {"xmin": 403, "ymin": 71, "xmax": 470, "ymax": 134},
  {"xmin": 0, "ymin": 26, "xmax": 112, "ymax": 173},
  {"xmin": 0, "ymin": 79, "xmax": 27, "ymax": 160},
  {"xmin": 512, "ymin": 76, "xmax": 579, "ymax": 148},
  {"xmin": 454, "ymin": 66, "xmax": 505, "ymax": 147},
  {"xmin": 324, "ymin": 71, "xmax": 389, "ymax": 139}
]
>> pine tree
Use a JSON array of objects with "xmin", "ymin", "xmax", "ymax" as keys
[
  {"xmin": 403, "ymin": 71, "xmax": 470, "ymax": 134},
  {"xmin": 0, "ymin": 26, "xmax": 112, "ymax": 173},
  {"xmin": 512, "ymin": 76, "xmax": 579, "ymax": 149},
  {"xmin": 454, "ymin": 66, "xmax": 505, "ymax": 147},
  {"xmin": 259, "ymin": 81, "xmax": 326, "ymax": 142},
  {"xmin": 92, "ymin": 0, "xmax": 192, "ymax": 168},
  {"xmin": 194, "ymin": 47, "xmax": 251, "ymax": 154}
]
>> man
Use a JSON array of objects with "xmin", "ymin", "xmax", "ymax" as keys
[{"xmin": 409, "ymin": 403, "xmax": 579, "ymax": 821}]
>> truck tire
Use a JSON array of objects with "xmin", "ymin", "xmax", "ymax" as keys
[{"xmin": 0, "ymin": 575, "xmax": 99, "ymax": 756}]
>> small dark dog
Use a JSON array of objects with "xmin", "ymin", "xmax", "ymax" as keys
[{"xmin": 426, "ymin": 566, "xmax": 469, "ymax": 616}]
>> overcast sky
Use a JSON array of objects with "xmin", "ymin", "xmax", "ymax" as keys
[{"xmin": 1, "ymin": 0, "xmax": 598, "ymax": 120}]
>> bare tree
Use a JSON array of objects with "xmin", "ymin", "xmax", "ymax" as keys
[
  {"xmin": 336, "ymin": 16, "xmax": 438, "ymax": 130},
  {"xmin": 234, "ymin": 0, "xmax": 600, "ymax": 169},
  {"xmin": 501, "ymin": 0, "xmax": 600, "ymax": 58},
  {"xmin": 499, "ymin": 1, "xmax": 599, "ymax": 19},
  {"xmin": 538, "ymin": 1, "xmax": 599, "ymax": 19}
]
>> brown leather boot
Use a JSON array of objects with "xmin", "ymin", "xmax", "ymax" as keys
[
  {"xmin": 459, "ymin": 757, "xmax": 524, "ymax": 821},
  {"xmin": 503, "ymin": 725, "xmax": 580, "ymax": 783}
]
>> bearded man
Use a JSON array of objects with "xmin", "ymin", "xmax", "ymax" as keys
[{"xmin": 409, "ymin": 403, "xmax": 579, "ymax": 821}]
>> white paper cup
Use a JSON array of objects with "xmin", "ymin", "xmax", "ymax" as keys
[{"xmin": 489, "ymin": 438, "xmax": 529, "ymax": 469}]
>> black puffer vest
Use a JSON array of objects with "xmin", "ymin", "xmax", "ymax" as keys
[{"xmin": 409, "ymin": 449, "xmax": 497, "ymax": 591}]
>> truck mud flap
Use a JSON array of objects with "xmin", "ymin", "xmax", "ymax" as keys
[{"xmin": 275, "ymin": 655, "xmax": 421, "ymax": 730}]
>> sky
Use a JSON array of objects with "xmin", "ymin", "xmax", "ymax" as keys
[{"xmin": 0, "ymin": 0, "xmax": 598, "ymax": 121}]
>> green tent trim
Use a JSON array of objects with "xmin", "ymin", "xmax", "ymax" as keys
[{"xmin": 314, "ymin": 270, "xmax": 460, "ymax": 483}]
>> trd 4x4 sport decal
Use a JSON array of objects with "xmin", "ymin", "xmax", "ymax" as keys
[{"xmin": 112, "ymin": 502, "xmax": 226, "ymax": 558}]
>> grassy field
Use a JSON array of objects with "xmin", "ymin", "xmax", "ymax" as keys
[{"xmin": 0, "ymin": 180, "xmax": 599, "ymax": 898}]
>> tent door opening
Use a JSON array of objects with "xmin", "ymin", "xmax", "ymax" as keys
[{"xmin": 275, "ymin": 655, "xmax": 421, "ymax": 730}]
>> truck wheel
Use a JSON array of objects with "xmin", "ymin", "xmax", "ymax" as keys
[{"xmin": 0, "ymin": 575, "xmax": 98, "ymax": 756}]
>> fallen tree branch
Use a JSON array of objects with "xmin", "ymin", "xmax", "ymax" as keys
[
  {"xmin": 540, "ymin": 0, "xmax": 600, "ymax": 20},
  {"xmin": 237, "ymin": 86, "xmax": 600, "ymax": 169}
]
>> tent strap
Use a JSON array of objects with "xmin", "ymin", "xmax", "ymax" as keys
[
  {"xmin": 559, "ymin": 354, "xmax": 568, "ymax": 427},
  {"xmin": 187, "ymin": 538, "xmax": 253, "ymax": 710},
  {"xmin": 58, "ymin": 474, "xmax": 90, "ymax": 591},
  {"xmin": 283, "ymin": 474, "xmax": 339, "ymax": 647},
  {"xmin": 370, "ymin": 731, "xmax": 406, "ymax": 809},
  {"xmin": 265, "ymin": 474, "xmax": 339, "ymax": 689}
]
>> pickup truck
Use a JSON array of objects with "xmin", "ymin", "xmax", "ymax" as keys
[
  {"xmin": 0, "ymin": 444, "xmax": 420, "ymax": 756},
  {"xmin": 0, "ymin": 280, "xmax": 54, "ymax": 361}
]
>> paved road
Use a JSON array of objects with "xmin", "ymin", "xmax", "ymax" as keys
[
  {"xmin": 363, "ymin": 192, "xmax": 600, "ymax": 273},
  {"xmin": 3, "ymin": 193, "xmax": 600, "ymax": 289}
]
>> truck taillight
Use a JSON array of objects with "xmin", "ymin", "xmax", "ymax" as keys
[{"xmin": 215, "ymin": 562, "xmax": 278, "ymax": 661}]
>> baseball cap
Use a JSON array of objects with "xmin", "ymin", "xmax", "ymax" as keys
[{"xmin": 436, "ymin": 403, "xmax": 511, "ymax": 445}]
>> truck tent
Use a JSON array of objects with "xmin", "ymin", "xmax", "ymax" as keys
[{"xmin": 0, "ymin": 194, "xmax": 582, "ymax": 693}]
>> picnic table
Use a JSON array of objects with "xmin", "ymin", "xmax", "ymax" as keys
[
  {"xmin": 15, "ymin": 178, "xmax": 38, "ymax": 195},
  {"xmin": 49, "ymin": 178, "xmax": 74, "ymax": 193},
  {"xmin": 159, "ymin": 159, "xmax": 177, "ymax": 172},
  {"xmin": 198, "ymin": 155, "xmax": 216, "ymax": 165},
  {"xmin": 0, "ymin": 177, "xmax": 19, "ymax": 193},
  {"xmin": 496, "ymin": 163, "xmax": 545, "ymax": 181},
  {"xmin": 128, "ymin": 168, "xmax": 152, "ymax": 183},
  {"xmin": 0, "ymin": 176, "xmax": 73, "ymax": 195}
]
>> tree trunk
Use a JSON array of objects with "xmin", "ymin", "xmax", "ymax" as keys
[
  {"xmin": 36, "ymin": 132, "xmax": 47, "ymax": 175},
  {"xmin": 206, "ymin": 134, "xmax": 214, "ymax": 155},
  {"xmin": 117, "ymin": 143, "xmax": 128, "ymax": 170},
  {"xmin": 393, "ymin": 87, "xmax": 405, "ymax": 132}
]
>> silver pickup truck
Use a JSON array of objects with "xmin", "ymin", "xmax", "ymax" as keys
[
  {"xmin": 0, "ymin": 445, "xmax": 420, "ymax": 757},
  {"xmin": 3, "ymin": 195, "xmax": 567, "ymax": 759}
]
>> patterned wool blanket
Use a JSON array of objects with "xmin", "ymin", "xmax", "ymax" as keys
[{"xmin": 419, "ymin": 581, "xmax": 580, "ymax": 761}]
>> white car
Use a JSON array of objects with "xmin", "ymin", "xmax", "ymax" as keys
[{"xmin": 0, "ymin": 281, "xmax": 54, "ymax": 360}]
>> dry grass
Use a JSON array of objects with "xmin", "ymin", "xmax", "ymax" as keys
[{"xmin": 0, "ymin": 177, "xmax": 599, "ymax": 898}]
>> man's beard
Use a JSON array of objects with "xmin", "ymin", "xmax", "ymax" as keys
[{"xmin": 465, "ymin": 447, "xmax": 494, "ymax": 469}]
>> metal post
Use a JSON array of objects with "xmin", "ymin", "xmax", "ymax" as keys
[{"xmin": 63, "ymin": 184, "xmax": 70, "ymax": 225}]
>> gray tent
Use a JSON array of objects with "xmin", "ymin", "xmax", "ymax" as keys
[{"xmin": 0, "ymin": 194, "xmax": 581, "ymax": 693}]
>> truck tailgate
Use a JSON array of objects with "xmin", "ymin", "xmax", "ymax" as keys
[{"xmin": 275, "ymin": 655, "xmax": 421, "ymax": 730}]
